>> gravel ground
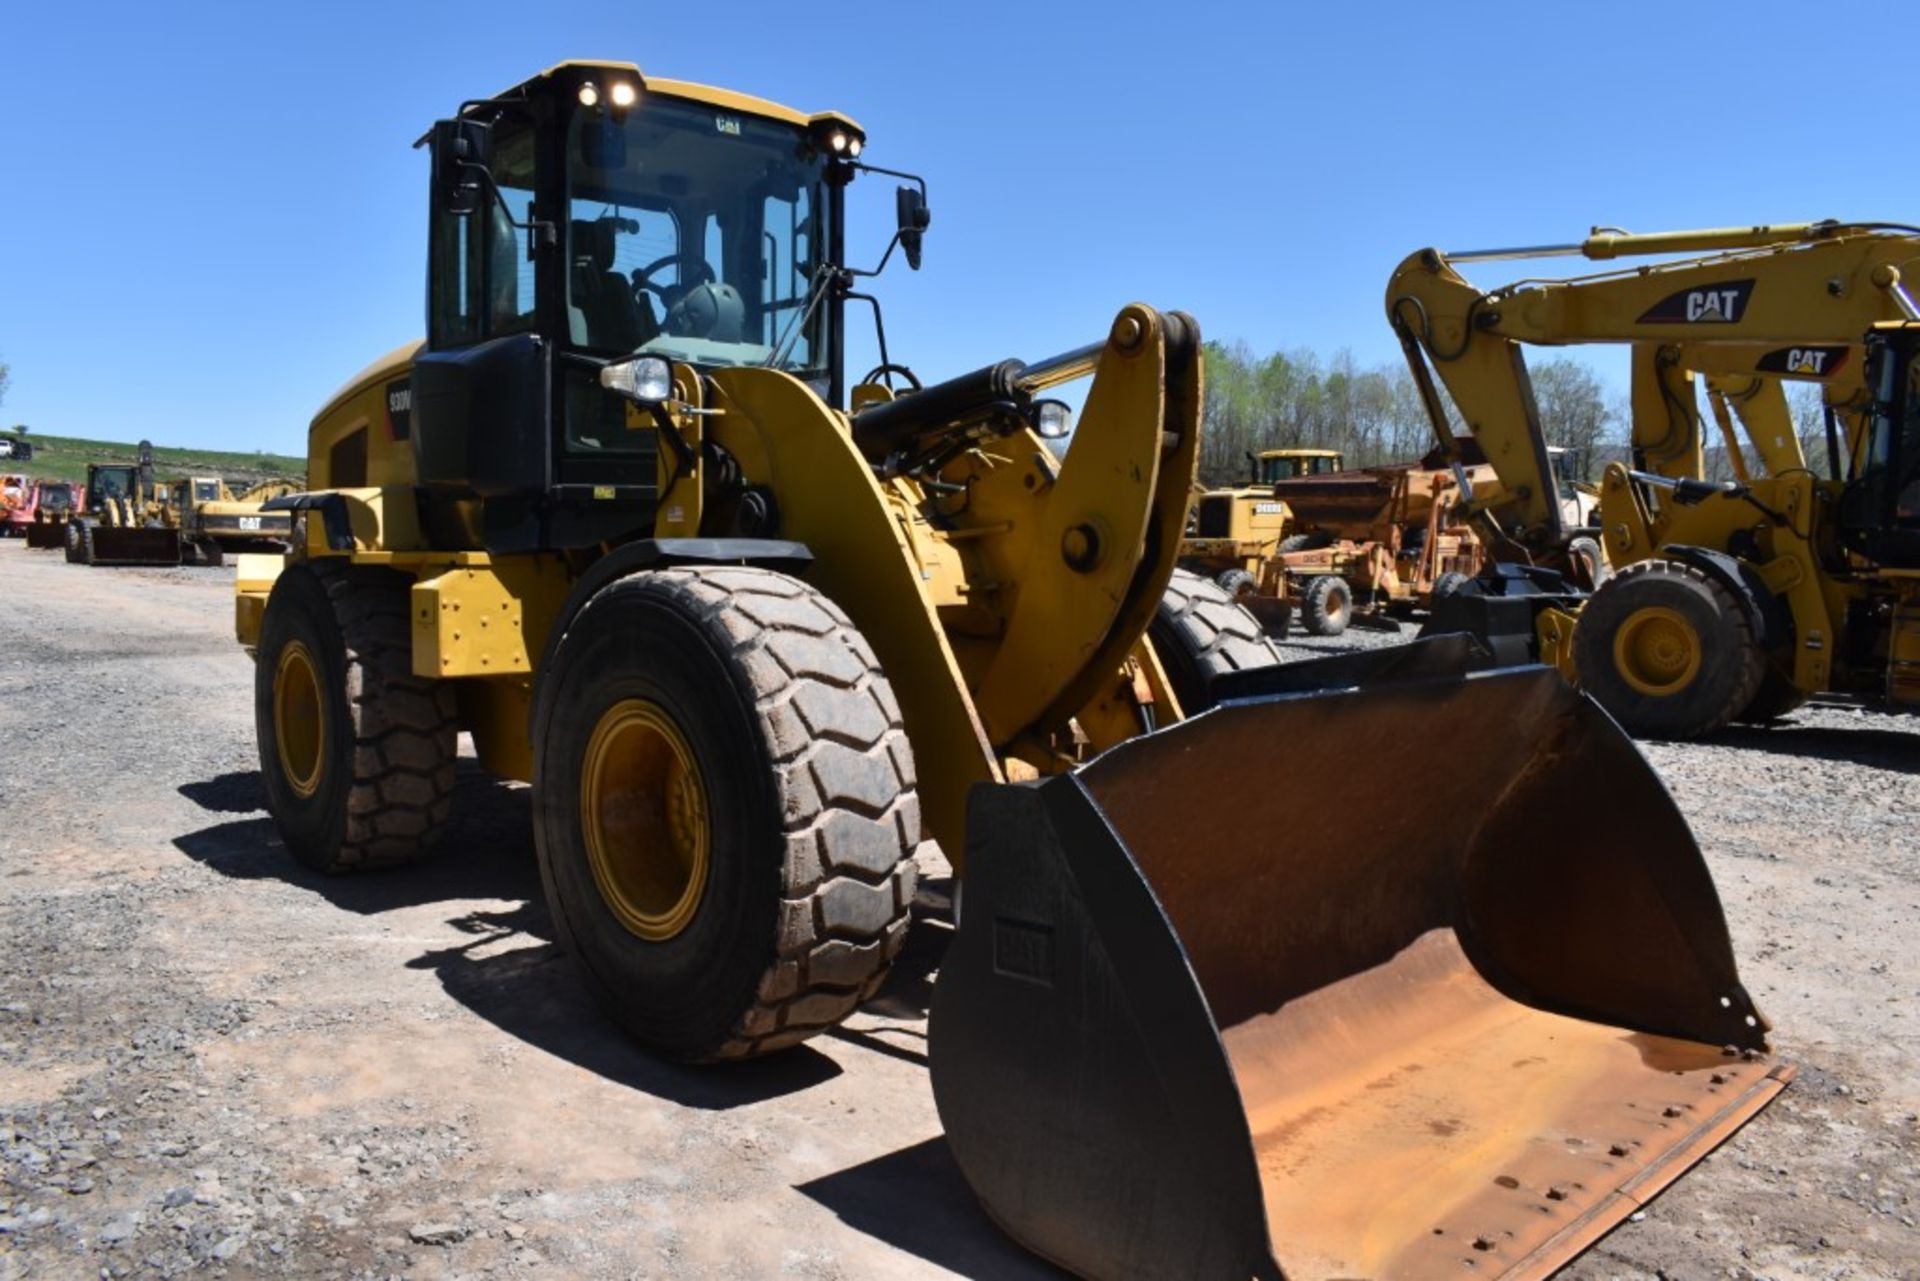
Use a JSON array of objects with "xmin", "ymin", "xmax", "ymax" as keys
[{"xmin": 1, "ymin": 541, "xmax": 1915, "ymax": 1280}]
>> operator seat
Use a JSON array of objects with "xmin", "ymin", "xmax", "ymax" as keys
[{"xmin": 570, "ymin": 219, "xmax": 655, "ymax": 353}]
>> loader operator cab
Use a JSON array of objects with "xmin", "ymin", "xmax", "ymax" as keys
[
  {"xmin": 85, "ymin": 466, "xmax": 133, "ymax": 509},
  {"xmin": 1843, "ymin": 325, "xmax": 1920, "ymax": 567},
  {"xmin": 413, "ymin": 62, "xmax": 925, "ymax": 551}
]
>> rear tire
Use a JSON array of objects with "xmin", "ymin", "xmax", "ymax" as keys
[
  {"xmin": 1149, "ymin": 568, "xmax": 1283, "ymax": 714},
  {"xmin": 1300, "ymin": 575, "xmax": 1352, "ymax": 636},
  {"xmin": 533, "ymin": 567, "xmax": 917, "ymax": 1061},
  {"xmin": 255, "ymin": 561, "xmax": 458, "ymax": 872},
  {"xmin": 1573, "ymin": 559, "xmax": 1764, "ymax": 740},
  {"xmin": 1568, "ymin": 535, "xmax": 1610, "ymax": 590}
]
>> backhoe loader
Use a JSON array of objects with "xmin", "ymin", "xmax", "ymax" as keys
[
  {"xmin": 236, "ymin": 61, "xmax": 1786, "ymax": 1279},
  {"xmin": 1391, "ymin": 220, "xmax": 1920, "ymax": 735}
]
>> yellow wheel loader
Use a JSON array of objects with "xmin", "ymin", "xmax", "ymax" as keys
[
  {"xmin": 1391, "ymin": 220, "xmax": 1920, "ymax": 734},
  {"xmin": 63, "ymin": 445, "xmax": 187, "ymax": 567},
  {"xmin": 236, "ymin": 61, "xmax": 1787, "ymax": 1278}
]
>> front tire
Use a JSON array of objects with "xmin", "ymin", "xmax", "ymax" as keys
[
  {"xmin": 1572, "ymin": 559, "xmax": 1764, "ymax": 739},
  {"xmin": 254, "ymin": 561, "xmax": 458, "ymax": 871},
  {"xmin": 533, "ymin": 567, "xmax": 917, "ymax": 1061},
  {"xmin": 1300, "ymin": 574, "xmax": 1353, "ymax": 636}
]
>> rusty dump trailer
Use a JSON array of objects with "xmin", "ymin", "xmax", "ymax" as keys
[
  {"xmin": 932, "ymin": 639, "xmax": 1789, "ymax": 1280},
  {"xmin": 1274, "ymin": 461, "xmax": 1492, "ymax": 542}
]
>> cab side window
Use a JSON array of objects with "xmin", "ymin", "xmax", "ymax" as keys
[{"xmin": 430, "ymin": 114, "xmax": 539, "ymax": 348}]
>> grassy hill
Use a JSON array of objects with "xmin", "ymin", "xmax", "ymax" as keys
[{"xmin": 0, "ymin": 432, "xmax": 305, "ymax": 487}]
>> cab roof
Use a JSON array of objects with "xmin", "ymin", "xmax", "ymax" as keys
[{"xmin": 476, "ymin": 60, "xmax": 863, "ymax": 137}]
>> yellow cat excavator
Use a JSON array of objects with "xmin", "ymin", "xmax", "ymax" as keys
[
  {"xmin": 1391, "ymin": 220, "xmax": 1920, "ymax": 734},
  {"xmin": 235, "ymin": 62, "xmax": 1786, "ymax": 1278}
]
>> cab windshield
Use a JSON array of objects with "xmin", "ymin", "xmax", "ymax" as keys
[{"xmin": 565, "ymin": 96, "xmax": 831, "ymax": 375}]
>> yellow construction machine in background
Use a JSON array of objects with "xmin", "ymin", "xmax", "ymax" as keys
[
  {"xmin": 1182, "ymin": 447, "xmax": 1344, "ymax": 582},
  {"xmin": 60, "ymin": 448, "xmax": 184, "ymax": 567},
  {"xmin": 235, "ymin": 62, "xmax": 1788, "ymax": 1279},
  {"xmin": 170, "ymin": 476, "xmax": 298, "ymax": 566},
  {"xmin": 1185, "ymin": 452, "xmax": 1489, "ymax": 636},
  {"xmin": 1391, "ymin": 220, "xmax": 1920, "ymax": 735}
]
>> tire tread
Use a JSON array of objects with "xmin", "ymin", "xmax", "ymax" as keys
[
  {"xmin": 311, "ymin": 561, "xmax": 458, "ymax": 871},
  {"xmin": 605, "ymin": 568, "xmax": 916, "ymax": 1060}
]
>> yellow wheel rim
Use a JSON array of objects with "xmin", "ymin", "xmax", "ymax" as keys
[
  {"xmin": 1613, "ymin": 605, "xmax": 1703, "ymax": 697},
  {"xmin": 581, "ymin": 699, "xmax": 710, "ymax": 942},
  {"xmin": 273, "ymin": 640, "xmax": 326, "ymax": 799}
]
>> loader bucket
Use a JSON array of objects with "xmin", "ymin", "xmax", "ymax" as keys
[
  {"xmin": 87, "ymin": 526, "xmax": 183, "ymax": 566},
  {"xmin": 930, "ymin": 663, "xmax": 1789, "ymax": 1281},
  {"xmin": 24, "ymin": 518, "xmax": 67, "ymax": 549}
]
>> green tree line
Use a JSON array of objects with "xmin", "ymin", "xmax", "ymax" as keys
[{"xmin": 1198, "ymin": 339, "xmax": 1617, "ymax": 486}]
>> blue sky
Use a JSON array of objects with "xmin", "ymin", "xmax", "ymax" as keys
[{"xmin": 1, "ymin": 1, "xmax": 1911, "ymax": 455}]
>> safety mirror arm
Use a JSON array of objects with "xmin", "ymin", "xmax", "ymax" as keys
[{"xmin": 841, "ymin": 162, "xmax": 931, "ymax": 278}]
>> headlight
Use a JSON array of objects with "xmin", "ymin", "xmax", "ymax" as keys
[
  {"xmin": 1031, "ymin": 399, "xmax": 1072, "ymax": 439},
  {"xmin": 600, "ymin": 356, "xmax": 673, "ymax": 404},
  {"xmin": 609, "ymin": 81, "xmax": 638, "ymax": 109}
]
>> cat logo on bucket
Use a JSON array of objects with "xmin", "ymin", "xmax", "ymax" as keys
[{"xmin": 1637, "ymin": 279, "xmax": 1756, "ymax": 325}]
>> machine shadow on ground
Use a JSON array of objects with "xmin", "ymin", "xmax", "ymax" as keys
[
  {"xmin": 173, "ymin": 761, "xmax": 542, "ymax": 912},
  {"xmin": 171, "ymin": 761, "xmax": 846, "ymax": 1110},
  {"xmin": 1714, "ymin": 722, "xmax": 1920, "ymax": 775},
  {"xmin": 797, "ymin": 1136, "xmax": 1068, "ymax": 1280},
  {"xmin": 826, "ymin": 914, "xmax": 949, "ymax": 1068}
]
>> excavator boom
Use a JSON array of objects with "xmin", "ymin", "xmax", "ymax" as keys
[{"xmin": 1389, "ymin": 220, "xmax": 1920, "ymax": 549}]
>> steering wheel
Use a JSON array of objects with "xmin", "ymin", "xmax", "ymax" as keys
[{"xmin": 631, "ymin": 253, "xmax": 718, "ymax": 308}]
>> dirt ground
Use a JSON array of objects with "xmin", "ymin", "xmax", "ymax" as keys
[{"xmin": 1, "ymin": 541, "xmax": 1915, "ymax": 1280}]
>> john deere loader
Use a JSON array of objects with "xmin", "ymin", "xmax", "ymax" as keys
[{"xmin": 237, "ymin": 61, "xmax": 1787, "ymax": 1279}]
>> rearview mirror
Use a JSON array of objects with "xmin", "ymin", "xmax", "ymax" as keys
[
  {"xmin": 895, "ymin": 185, "xmax": 931, "ymax": 271},
  {"xmin": 431, "ymin": 118, "xmax": 493, "ymax": 217}
]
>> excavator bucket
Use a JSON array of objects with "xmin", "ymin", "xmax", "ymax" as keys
[
  {"xmin": 931, "ymin": 652, "xmax": 1789, "ymax": 1281},
  {"xmin": 86, "ymin": 526, "xmax": 183, "ymax": 566}
]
